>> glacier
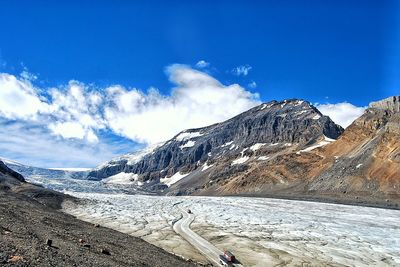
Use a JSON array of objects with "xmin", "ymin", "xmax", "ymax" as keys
[{"xmin": 14, "ymin": 163, "xmax": 400, "ymax": 267}]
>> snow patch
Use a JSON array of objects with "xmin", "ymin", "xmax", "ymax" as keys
[
  {"xmin": 297, "ymin": 136, "xmax": 336, "ymax": 154},
  {"xmin": 160, "ymin": 172, "xmax": 190, "ymax": 187},
  {"xmin": 294, "ymin": 110, "xmax": 308, "ymax": 116},
  {"xmin": 356, "ymin": 164, "xmax": 363, "ymax": 169},
  {"xmin": 324, "ymin": 135, "xmax": 336, "ymax": 142},
  {"xmin": 258, "ymin": 156, "xmax": 270, "ymax": 161},
  {"xmin": 260, "ymin": 103, "xmax": 274, "ymax": 110},
  {"xmin": 312, "ymin": 114, "xmax": 321, "ymax": 120},
  {"xmin": 175, "ymin": 131, "xmax": 202, "ymax": 141},
  {"xmin": 179, "ymin": 140, "xmax": 195, "ymax": 149},
  {"xmin": 221, "ymin": 141, "xmax": 234, "ymax": 147},
  {"xmin": 202, "ymin": 162, "xmax": 213, "ymax": 171},
  {"xmin": 103, "ymin": 172, "xmax": 138, "ymax": 185},
  {"xmin": 298, "ymin": 141, "xmax": 330, "ymax": 153},
  {"xmin": 250, "ymin": 143, "xmax": 266, "ymax": 151},
  {"xmin": 231, "ymin": 156, "xmax": 250, "ymax": 165}
]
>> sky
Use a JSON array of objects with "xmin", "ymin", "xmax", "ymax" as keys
[{"xmin": 0, "ymin": 0, "xmax": 399, "ymax": 168}]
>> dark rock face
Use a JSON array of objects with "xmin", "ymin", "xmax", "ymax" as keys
[
  {"xmin": 0, "ymin": 161, "xmax": 25, "ymax": 183},
  {"xmin": 88, "ymin": 99, "xmax": 344, "ymax": 186}
]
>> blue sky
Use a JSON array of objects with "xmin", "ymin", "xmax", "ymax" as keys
[{"xmin": 0, "ymin": 0, "xmax": 398, "ymax": 168}]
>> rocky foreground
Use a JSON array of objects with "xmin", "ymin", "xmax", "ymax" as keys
[{"xmin": 0, "ymin": 162, "xmax": 197, "ymax": 267}]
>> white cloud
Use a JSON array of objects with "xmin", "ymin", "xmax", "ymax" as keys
[
  {"xmin": 46, "ymin": 81, "xmax": 105, "ymax": 142},
  {"xmin": 248, "ymin": 81, "xmax": 257, "ymax": 88},
  {"xmin": 0, "ymin": 119, "xmax": 128, "ymax": 168},
  {"xmin": 48, "ymin": 122, "xmax": 86, "ymax": 140},
  {"xmin": 0, "ymin": 64, "xmax": 260, "ymax": 151},
  {"xmin": 0, "ymin": 73, "xmax": 49, "ymax": 119},
  {"xmin": 48, "ymin": 122, "xmax": 100, "ymax": 142},
  {"xmin": 20, "ymin": 70, "xmax": 38, "ymax": 81},
  {"xmin": 105, "ymin": 64, "xmax": 260, "ymax": 143},
  {"xmin": 195, "ymin": 60, "xmax": 210, "ymax": 68},
  {"xmin": 316, "ymin": 102, "xmax": 366, "ymax": 128},
  {"xmin": 0, "ymin": 73, "xmax": 107, "ymax": 143},
  {"xmin": 0, "ymin": 64, "xmax": 372, "ymax": 167},
  {"xmin": 232, "ymin": 64, "xmax": 252, "ymax": 76}
]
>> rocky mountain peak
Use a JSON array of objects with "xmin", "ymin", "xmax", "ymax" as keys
[
  {"xmin": 369, "ymin": 96, "xmax": 400, "ymax": 113},
  {"xmin": 88, "ymin": 98, "xmax": 344, "ymax": 190}
]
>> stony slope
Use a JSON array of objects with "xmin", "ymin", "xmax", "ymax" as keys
[
  {"xmin": 0, "ymin": 161, "xmax": 197, "ymax": 266},
  {"xmin": 207, "ymin": 96, "xmax": 400, "ymax": 208},
  {"xmin": 309, "ymin": 96, "xmax": 400, "ymax": 198},
  {"xmin": 88, "ymin": 99, "xmax": 344, "ymax": 192}
]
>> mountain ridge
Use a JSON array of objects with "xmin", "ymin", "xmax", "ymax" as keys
[
  {"xmin": 88, "ymin": 99, "xmax": 344, "ymax": 191},
  {"xmin": 201, "ymin": 95, "xmax": 400, "ymax": 208}
]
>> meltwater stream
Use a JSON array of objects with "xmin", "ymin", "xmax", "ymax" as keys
[{"xmin": 26, "ymin": 175, "xmax": 400, "ymax": 267}]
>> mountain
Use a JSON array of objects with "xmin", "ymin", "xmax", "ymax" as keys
[
  {"xmin": 207, "ymin": 96, "xmax": 400, "ymax": 208},
  {"xmin": 307, "ymin": 96, "xmax": 400, "ymax": 202},
  {"xmin": 1, "ymin": 158, "xmax": 89, "ymax": 182},
  {"xmin": 88, "ymin": 99, "xmax": 344, "ymax": 193}
]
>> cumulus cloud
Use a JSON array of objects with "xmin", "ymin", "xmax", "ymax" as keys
[
  {"xmin": 46, "ymin": 81, "xmax": 105, "ymax": 142},
  {"xmin": 0, "ymin": 73, "xmax": 49, "ymax": 119},
  {"xmin": 105, "ymin": 64, "xmax": 260, "ymax": 143},
  {"xmin": 316, "ymin": 102, "xmax": 366, "ymax": 128},
  {"xmin": 232, "ymin": 64, "xmax": 252, "ymax": 76},
  {"xmin": 195, "ymin": 60, "xmax": 210, "ymax": 68},
  {"xmin": 0, "ymin": 64, "xmax": 260, "ymax": 152}
]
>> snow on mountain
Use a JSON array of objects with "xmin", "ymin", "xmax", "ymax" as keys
[
  {"xmin": 1, "ymin": 157, "xmax": 89, "ymax": 182},
  {"xmin": 49, "ymin": 167, "xmax": 91, "ymax": 172},
  {"xmin": 231, "ymin": 156, "xmax": 250, "ymax": 165},
  {"xmin": 160, "ymin": 172, "xmax": 190, "ymax": 187},
  {"xmin": 175, "ymin": 131, "xmax": 203, "ymax": 141},
  {"xmin": 179, "ymin": 140, "xmax": 196, "ymax": 149},
  {"xmin": 103, "ymin": 172, "xmax": 139, "ymax": 185},
  {"xmin": 94, "ymin": 142, "xmax": 164, "ymax": 171},
  {"xmin": 87, "ymin": 99, "xmax": 344, "ymax": 195}
]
